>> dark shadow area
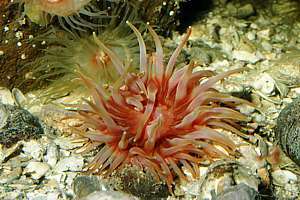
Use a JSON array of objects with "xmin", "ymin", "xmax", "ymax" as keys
[{"xmin": 177, "ymin": 0, "xmax": 214, "ymax": 33}]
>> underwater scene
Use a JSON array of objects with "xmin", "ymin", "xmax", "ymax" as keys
[{"xmin": 0, "ymin": 0, "xmax": 300, "ymax": 199}]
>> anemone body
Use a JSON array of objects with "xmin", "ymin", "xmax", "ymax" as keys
[
  {"xmin": 22, "ymin": 0, "xmax": 112, "ymax": 30},
  {"xmin": 72, "ymin": 23, "xmax": 252, "ymax": 192},
  {"xmin": 27, "ymin": 21, "xmax": 140, "ymax": 101},
  {"xmin": 25, "ymin": 0, "xmax": 91, "ymax": 16}
]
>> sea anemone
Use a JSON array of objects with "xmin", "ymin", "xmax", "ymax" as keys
[
  {"xmin": 20, "ymin": 0, "xmax": 114, "ymax": 31},
  {"xmin": 71, "ymin": 22, "xmax": 252, "ymax": 192},
  {"xmin": 25, "ymin": 18, "xmax": 142, "ymax": 101}
]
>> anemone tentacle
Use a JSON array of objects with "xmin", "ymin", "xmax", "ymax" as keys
[{"xmin": 72, "ymin": 22, "xmax": 253, "ymax": 192}]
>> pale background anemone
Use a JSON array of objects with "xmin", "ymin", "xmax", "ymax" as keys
[
  {"xmin": 19, "ymin": 0, "xmax": 123, "ymax": 31},
  {"xmin": 69, "ymin": 22, "xmax": 253, "ymax": 193},
  {"xmin": 23, "ymin": 21, "xmax": 143, "ymax": 102}
]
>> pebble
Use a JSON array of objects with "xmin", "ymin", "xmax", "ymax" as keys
[
  {"xmin": 80, "ymin": 191, "xmax": 138, "ymax": 200},
  {"xmin": 73, "ymin": 175, "xmax": 110, "ymax": 199},
  {"xmin": 0, "ymin": 167, "xmax": 22, "ymax": 184},
  {"xmin": 54, "ymin": 156, "xmax": 84, "ymax": 172},
  {"xmin": 232, "ymin": 50, "xmax": 261, "ymax": 64},
  {"xmin": 236, "ymin": 4, "xmax": 255, "ymax": 19},
  {"xmin": 216, "ymin": 183, "xmax": 259, "ymax": 200},
  {"xmin": 251, "ymin": 73, "xmax": 275, "ymax": 96},
  {"xmin": 272, "ymin": 169, "xmax": 298, "ymax": 185},
  {"xmin": 24, "ymin": 161, "xmax": 50, "ymax": 180},
  {"xmin": 246, "ymin": 31, "xmax": 256, "ymax": 41},
  {"xmin": 54, "ymin": 137, "xmax": 82, "ymax": 150},
  {"xmin": 0, "ymin": 104, "xmax": 9, "ymax": 129},
  {"xmin": 0, "ymin": 88, "xmax": 15, "ymax": 105},
  {"xmin": 26, "ymin": 191, "xmax": 60, "ymax": 200},
  {"xmin": 44, "ymin": 142, "xmax": 59, "ymax": 167},
  {"xmin": 257, "ymin": 29, "xmax": 271, "ymax": 40},
  {"xmin": 23, "ymin": 140, "xmax": 43, "ymax": 161}
]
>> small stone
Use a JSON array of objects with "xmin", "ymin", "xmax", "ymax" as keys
[
  {"xmin": 232, "ymin": 50, "xmax": 261, "ymax": 64},
  {"xmin": 112, "ymin": 166, "xmax": 169, "ymax": 199},
  {"xmin": 26, "ymin": 192, "xmax": 48, "ymax": 200},
  {"xmin": 216, "ymin": 183, "xmax": 259, "ymax": 200},
  {"xmin": 0, "ymin": 167, "xmax": 22, "ymax": 184},
  {"xmin": 272, "ymin": 169, "xmax": 298, "ymax": 185},
  {"xmin": 261, "ymin": 41, "xmax": 272, "ymax": 52},
  {"xmin": 44, "ymin": 142, "xmax": 59, "ymax": 167},
  {"xmin": 81, "ymin": 191, "xmax": 138, "ymax": 200},
  {"xmin": 237, "ymin": 104, "xmax": 255, "ymax": 116},
  {"xmin": 0, "ymin": 105, "xmax": 9, "ymax": 129},
  {"xmin": 246, "ymin": 32, "xmax": 256, "ymax": 41},
  {"xmin": 24, "ymin": 161, "xmax": 50, "ymax": 180},
  {"xmin": 257, "ymin": 29, "xmax": 271, "ymax": 40},
  {"xmin": 54, "ymin": 156, "xmax": 84, "ymax": 172},
  {"xmin": 23, "ymin": 140, "xmax": 43, "ymax": 161},
  {"xmin": 0, "ymin": 88, "xmax": 15, "ymax": 105},
  {"xmin": 73, "ymin": 176, "xmax": 110, "ymax": 199},
  {"xmin": 54, "ymin": 137, "xmax": 82, "ymax": 150},
  {"xmin": 236, "ymin": 4, "xmax": 255, "ymax": 19},
  {"xmin": 2, "ymin": 191, "xmax": 23, "ymax": 200},
  {"xmin": 251, "ymin": 73, "xmax": 275, "ymax": 96}
]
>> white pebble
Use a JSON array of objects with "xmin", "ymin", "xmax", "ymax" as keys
[
  {"xmin": 23, "ymin": 141, "xmax": 43, "ymax": 161},
  {"xmin": 24, "ymin": 161, "xmax": 50, "ymax": 180},
  {"xmin": 272, "ymin": 170, "xmax": 298, "ymax": 185},
  {"xmin": 251, "ymin": 73, "xmax": 275, "ymax": 95},
  {"xmin": 54, "ymin": 156, "xmax": 84, "ymax": 172}
]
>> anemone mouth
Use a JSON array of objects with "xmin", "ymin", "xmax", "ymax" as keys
[{"xmin": 69, "ymin": 22, "xmax": 253, "ymax": 193}]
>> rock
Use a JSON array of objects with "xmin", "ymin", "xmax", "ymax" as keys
[
  {"xmin": 0, "ymin": 87, "xmax": 15, "ymax": 105},
  {"xmin": 23, "ymin": 140, "xmax": 43, "ymax": 161},
  {"xmin": 54, "ymin": 137, "xmax": 82, "ymax": 150},
  {"xmin": 251, "ymin": 73, "xmax": 275, "ymax": 96},
  {"xmin": 73, "ymin": 175, "xmax": 110, "ymax": 199},
  {"xmin": 232, "ymin": 50, "xmax": 261, "ymax": 64},
  {"xmin": 272, "ymin": 179, "xmax": 300, "ymax": 200},
  {"xmin": 0, "ymin": 104, "xmax": 9, "ymax": 129},
  {"xmin": 215, "ymin": 183, "xmax": 259, "ymax": 200},
  {"xmin": 0, "ymin": 167, "xmax": 22, "ymax": 184},
  {"xmin": 80, "ymin": 191, "xmax": 138, "ymax": 200},
  {"xmin": 257, "ymin": 29, "xmax": 271, "ymax": 40},
  {"xmin": 0, "ymin": 142, "xmax": 23, "ymax": 164},
  {"xmin": 26, "ymin": 191, "xmax": 60, "ymax": 200},
  {"xmin": 236, "ymin": 4, "xmax": 255, "ymax": 19},
  {"xmin": 272, "ymin": 170, "xmax": 298, "ymax": 185},
  {"xmin": 2, "ymin": 191, "xmax": 23, "ymax": 200},
  {"xmin": 275, "ymin": 97, "xmax": 300, "ymax": 166},
  {"xmin": 54, "ymin": 156, "xmax": 84, "ymax": 172},
  {"xmin": 0, "ymin": 104, "xmax": 44, "ymax": 147},
  {"xmin": 261, "ymin": 41, "xmax": 272, "ymax": 52},
  {"xmin": 112, "ymin": 166, "xmax": 169, "ymax": 200},
  {"xmin": 196, "ymin": 160, "xmax": 260, "ymax": 199},
  {"xmin": 246, "ymin": 32, "xmax": 256, "ymax": 41},
  {"xmin": 24, "ymin": 161, "xmax": 50, "ymax": 180},
  {"xmin": 44, "ymin": 142, "xmax": 59, "ymax": 167}
]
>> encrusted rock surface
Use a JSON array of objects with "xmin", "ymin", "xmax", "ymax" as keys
[
  {"xmin": 0, "ymin": 103, "xmax": 43, "ymax": 147},
  {"xmin": 276, "ymin": 97, "xmax": 300, "ymax": 166}
]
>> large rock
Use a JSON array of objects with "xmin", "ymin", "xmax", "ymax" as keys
[
  {"xmin": 0, "ymin": 103, "xmax": 43, "ymax": 147},
  {"xmin": 276, "ymin": 97, "xmax": 300, "ymax": 166}
]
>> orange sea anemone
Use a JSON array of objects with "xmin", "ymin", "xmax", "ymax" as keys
[{"xmin": 71, "ymin": 22, "xmax": 252, "ymax": 192}]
